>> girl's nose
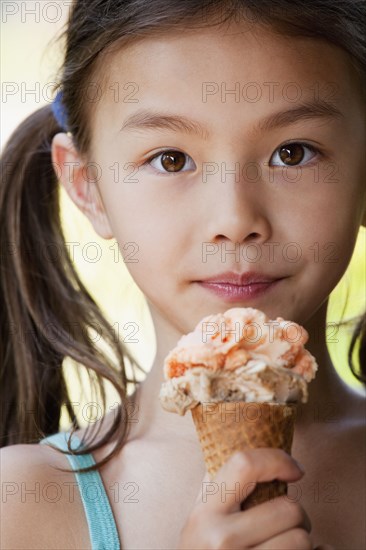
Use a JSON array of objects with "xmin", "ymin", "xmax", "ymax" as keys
[{"xmin": 203, "ymin": 168, "xmax": 272, "ymax": 246}]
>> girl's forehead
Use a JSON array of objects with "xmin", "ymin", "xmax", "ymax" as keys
[
  {"xmin": 104, "ymin": 22, "xmax": 353, "ymax": 89},
  {"xmin": 90, "ymin": 21, "xmax": 363, "ymax": 141}
]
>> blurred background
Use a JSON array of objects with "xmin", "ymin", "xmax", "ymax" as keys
[{"xmin": 1, "ymin": 1, "xmax": 365, "ymax": 431}]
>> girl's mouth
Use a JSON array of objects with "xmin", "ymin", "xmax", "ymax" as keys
[{"xmin": 196, "ymin": 279, "xmax": 284, "ymax": 302}]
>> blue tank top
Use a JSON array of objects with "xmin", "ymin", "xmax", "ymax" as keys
[{"xmin": 40, "ymin": 431, "xmax": 121, "ymax": 550}]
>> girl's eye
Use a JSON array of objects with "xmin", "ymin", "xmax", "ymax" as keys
[
  {"xmin": 144, "ymin": 150, "xmax": 195, "ymax": 175},
  {"xmin": 142, "ymin": 142, "xmax": 320, "ymax": 176},
  {"xmin": 270, "ymin": 142, "xmax": 320, "ymax": 167}
]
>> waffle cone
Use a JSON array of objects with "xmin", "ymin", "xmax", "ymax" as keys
[{"xmin": 191, "ymin": 401, "xmax": 297, "ymax": 509}]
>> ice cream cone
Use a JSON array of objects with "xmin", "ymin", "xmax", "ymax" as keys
[{"xmin": 191, "ymin": 401, "xmax": 297, "ymax": 509}]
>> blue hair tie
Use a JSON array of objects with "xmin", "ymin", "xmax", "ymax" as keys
[{"xmin": 52, "ymin": 89, "xmax": 69, "ymax": 131}]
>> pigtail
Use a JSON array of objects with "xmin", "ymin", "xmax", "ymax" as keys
[
  {"xmin": 348, "ymin": 313, "xmax": 366, "ymax": 386},
  {"xmin": 0, "ymin": 105, "xmax": 144, "ymax": 461}
]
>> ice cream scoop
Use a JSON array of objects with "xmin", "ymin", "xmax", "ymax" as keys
[{"xmin": 159, "ymin": 307, "xmax": 318, "ymax": 416}]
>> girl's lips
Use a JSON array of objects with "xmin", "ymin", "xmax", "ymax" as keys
[{"xmin": 197, "ymin": 279, "xmax": 283, "ymax": 302}]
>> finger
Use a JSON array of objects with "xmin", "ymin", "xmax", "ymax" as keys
[
  {"xmin": 252, "ymin": 527, "xmax": 313, "ymax": 549},
  {"xmin": 224, "ymin": 495, "xmax": 312, "ymax": 548},
  {"xmin": 194, "ymin": 471, "xmax": 211, "ymax": 505},
  {"xmin": 202, "ymin": 448, "xmax": 304, "ymax": 514}
]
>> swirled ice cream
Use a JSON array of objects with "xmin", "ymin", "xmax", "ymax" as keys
[{"xmin": 159, "ymin": 307, "xmax": 318, "ymax": 415}]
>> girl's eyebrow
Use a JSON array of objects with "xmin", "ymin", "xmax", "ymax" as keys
[{"xmin": 119, "ymin": 98, "xmax": 344, "ymax": 139}]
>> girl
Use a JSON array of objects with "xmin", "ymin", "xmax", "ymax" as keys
[{"xmin": 1, "ymin": 0, "xmax": 365, "ymax": 548}]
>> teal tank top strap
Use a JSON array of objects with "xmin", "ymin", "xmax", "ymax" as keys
[{"xmin": 40, "ymin": 431, "xmax": 121, "ymax": 550}]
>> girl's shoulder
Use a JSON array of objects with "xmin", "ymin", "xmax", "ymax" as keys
[{"xmin": 0, "ymin": 441, "xmax": 91, "ymax": 549}]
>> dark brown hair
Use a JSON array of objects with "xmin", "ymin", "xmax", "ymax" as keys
[{"xmin": 1, "ymin": 0, "xmax": 365, "ymax": 473}]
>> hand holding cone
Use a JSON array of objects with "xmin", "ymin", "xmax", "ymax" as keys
[{"xmin": 191, "ymin": 401, "xmax": 297, "ymax": 509}]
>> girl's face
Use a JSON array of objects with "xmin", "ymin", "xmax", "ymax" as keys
[{"xmin": 79, "ymin": 20, "xmax": 366, "ymax": 335}]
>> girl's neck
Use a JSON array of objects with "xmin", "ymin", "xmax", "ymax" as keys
[{"xmin": 296, "ymin": 300, "xmax": 364, "ymax": 427}]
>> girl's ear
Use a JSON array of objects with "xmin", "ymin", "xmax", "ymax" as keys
[{"xmin": 51, "ymin": 132, "xmax": 114, "ymax": 239}]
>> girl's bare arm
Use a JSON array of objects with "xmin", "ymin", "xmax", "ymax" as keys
[{"xmin": 1, "ymin": 444, "xmax": 91, "ymax": 550}]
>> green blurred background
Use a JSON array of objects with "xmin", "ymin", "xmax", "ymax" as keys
[{"xmin": 1, "ymin": 3, "xmax": 365, "ymax": 431}]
